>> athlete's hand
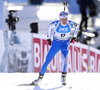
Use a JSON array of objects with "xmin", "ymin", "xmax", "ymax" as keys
[
  {"xmin": 70, "ymin": 37, "xmax": 76, "ymax": 44},
  {"xmin": 47, "ymin": 39, "xmax": 51, "ymax": 45}
]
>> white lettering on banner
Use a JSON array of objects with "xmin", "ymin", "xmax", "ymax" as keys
[
  {"xmin": 67, "ymin": 50, "xmax": 72, "ymax": 72},
  {"xmin": 34, "ymin": 43, "xmax": 40, "ymax": 67},
  {"xmin": 33, "ymin": 35, "xmax": 100, "ymax": 73},
  {"xmin": 82, "ymin": 60, "xmax": 87, "ymax": 72},
  {"xmin": 83, "ymin": 54, "xmax": 88, "ymax": 72},
  {"xmin": 75, "ymin": 51, "xmax": 80, "ymax": 72},
  {"xmin": 98, "ymin": 59, "xmax": 100, "ymax": 72},
  {"xmin": 90, "ymin": 55, "xmax": 95, "ymax": 72}
]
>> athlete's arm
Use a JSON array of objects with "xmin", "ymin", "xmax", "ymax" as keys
[
  {"xmin": 47, "ymin": 22, "xmax": 56, "ymax": 39},
  {"xmin": 69, "ymin": 20, "xmax": 79, "ymax": 38}
]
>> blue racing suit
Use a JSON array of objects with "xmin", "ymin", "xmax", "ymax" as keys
[{"xmin": 40, "ymin": 20, "xmax": 79, "ymax": 75}]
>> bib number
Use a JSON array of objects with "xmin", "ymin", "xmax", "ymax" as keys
[{"xmin": 61, "ymin": 34, "xmax": 65, "ymax": 37}]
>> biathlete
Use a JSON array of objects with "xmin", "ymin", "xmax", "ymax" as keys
[{"xmin": 32, "ymin": 11, "xmax": 79, "ymax": 85}]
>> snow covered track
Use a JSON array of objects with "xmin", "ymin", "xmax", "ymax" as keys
[{"xmin": 0, "ymin": 73, "xmax": 100, "ymax": 90}]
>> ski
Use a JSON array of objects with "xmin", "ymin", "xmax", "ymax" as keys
[
  {"xmin": 17, "ymin": 83, "xmax": 35, "ymax": 86},
  {"xmin": 17, "ymin": 83, "xmax": 72, "ymax": 89},
  {"xmin": 15, "ymin": 83, "xmax": 72, "ymax": 89},
  {"xmin": 16, "ymin": 83, "xmax": 48, "ymax": 86}
]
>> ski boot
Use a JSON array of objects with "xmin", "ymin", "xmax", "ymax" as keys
[
  {"xmin": 32, "ymin": 74, "xmax": 44, "ymax": 85},
  {"xmin": 61, "ymin": 72, "xmax": 66, "ymax": 86}
]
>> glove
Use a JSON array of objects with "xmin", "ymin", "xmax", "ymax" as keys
[
  {"xmin": 47, "ymin": 39, "xmax": 51, "ymax": 45},
  {"xmin": 70, "ymin": 37, "xmax": 76, "ymax": 44}
]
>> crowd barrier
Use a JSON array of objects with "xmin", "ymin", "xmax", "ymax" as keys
[
  {"xmin": 33, "ymin": 34, "xmax": 100, "ymax": 73},
  {"xmin": 0, "ymin": 31, "xmax": 100, "ymax": 73}
]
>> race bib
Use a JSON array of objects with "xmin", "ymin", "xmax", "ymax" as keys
[{"xmin": 53, "ymin": 31, "xmax": 70, "ymax": 40}]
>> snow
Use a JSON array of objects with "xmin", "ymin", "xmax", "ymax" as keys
[{"xmin": 0, "ymin": 73, "xmax": 100, "ymax": 90}]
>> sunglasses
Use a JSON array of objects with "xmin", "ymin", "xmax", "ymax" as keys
[{"xmin": 60, "ymin": 12, "xmax": 68, "ymax": 16}]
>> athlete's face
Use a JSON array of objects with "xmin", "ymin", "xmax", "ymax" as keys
[{"xmin": 60, "ymin": 18, "xmax": 68, "ymax": 25}]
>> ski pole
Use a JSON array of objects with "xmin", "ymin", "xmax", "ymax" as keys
[
  {"xmin": 74, "ymin": 46, "xmax": 83, "ymax": 59},
  {"xmin": 74, "ymin": 45, "xmax": 86, "ymax": 63},
  {"xmin": 74, "ymin": 45, "xmax": 90, "ymax": 69}
]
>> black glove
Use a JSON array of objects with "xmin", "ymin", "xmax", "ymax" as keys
[
  {"xmin": 70, "ymin": 37, "xmax": 76, "ymax": 44},
  {"xmin": 47, "ymin": 39, "xmax": 51, "ymax": 45}
]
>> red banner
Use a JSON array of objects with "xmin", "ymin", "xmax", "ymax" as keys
[{"xmin": 33, "ymin": 34, "xmax": 100, "ymax": 73}]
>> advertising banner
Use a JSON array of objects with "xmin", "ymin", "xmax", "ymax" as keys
[
  {"xmin": 0, "ymin": 30, "xmax": 32, "ymax": 73},
  {"xmin": 0, "ymin": 32, "xmax": 100, "ymax": 73},
  {"xmin": 33, "ymin": 34, "xmax": 100, "ymax": 73},
  {"xmin": 8, "ymin": 31, "xmax": 32, "ymax": 73},
  {"xmin": 89, "ymin": 47, "xmax": 100, "ymax": 72},
  {"xmin": 0, "ymin": 30, "xmax": 8, "ymax": 72}
]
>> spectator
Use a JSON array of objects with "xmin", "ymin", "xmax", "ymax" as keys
[
  {"xmin": 88, "ymin": 0, "xmax": 98, "ymax": 27},
  {"xmin": 77, "ymin": 0, "xmax": 90, "ymax": 35}
]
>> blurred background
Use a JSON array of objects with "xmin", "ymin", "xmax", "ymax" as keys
[{"xmin": 1, "ymin": 0, "xmax": 100, "ymax": 49}]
